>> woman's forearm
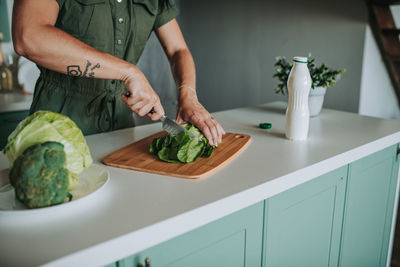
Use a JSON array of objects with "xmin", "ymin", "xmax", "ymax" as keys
[
  {"xmin": 12, "ymin": 0, "xmax": 138, "ymax": 82},
  {"xmin": 14, "ymin": 25, "xmax": 138, "ymax": 82},
  {"xmin": 170, "ymin": 49, "xmax": 196, "ymax": 90}
]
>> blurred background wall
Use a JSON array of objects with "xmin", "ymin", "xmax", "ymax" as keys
[
  {"xmin": 2, "ymin": 0, "xmax": 399, "ymax": 123},
  {"xmin": 178, "ymin": 0, "xmax": 367, "ymax": 114}
]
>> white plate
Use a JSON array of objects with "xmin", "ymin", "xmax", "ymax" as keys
[{"xmin": 0, "ymin": 164, "xmax": 109, "ymax": 214}]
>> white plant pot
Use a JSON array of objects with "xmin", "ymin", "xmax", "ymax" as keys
[{"xmin": 308, "ymin": 86, "xmax": 327, "ymax": 117}]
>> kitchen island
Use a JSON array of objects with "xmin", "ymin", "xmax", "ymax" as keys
[{"xmin": 1, "ymin": 102, "xmax": 400, "ymax": 266}]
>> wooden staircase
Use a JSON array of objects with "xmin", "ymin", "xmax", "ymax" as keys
[
  {"xmin": 366, "ymin": 0, "xmax": 400, "ymax": 105},
  {"xmin": 366, "ymin": 2, "xmax": 400, "ymax": 266},
  {"xmin": 367, "ymin": 5, "xmax": 400, "ymax": 263}
]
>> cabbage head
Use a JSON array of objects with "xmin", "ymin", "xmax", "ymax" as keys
[{"xmin": 2, "ymin": 111, "xmax": 92, "ymax": 190}]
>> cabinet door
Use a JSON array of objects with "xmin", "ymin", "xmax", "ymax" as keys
[
  {"xmin": 119, "ymin": 201, "xmax": 264, "ymax": 267},
  {"xmin": 264, "ymin": 166, "xmax": 348, "ymax": 267},
  {"xmin": 0, "ymin": 110, "xmax": 29, "ymax": 149},
  {"xmin": 339, "ymin": 145, "xmax": 399, "ymax": 267}
]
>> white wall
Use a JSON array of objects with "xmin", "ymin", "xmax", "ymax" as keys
[
  {"xmin": 358, "ymin": 6, "xmax": 400, "ymax": 120},
  {"xmin": 2, "ymin": 0, "xmax": 14, "ymax": 58},
  {"xmin": 359, "ymin": 26, "xmax": 400, "ymax": 119}
]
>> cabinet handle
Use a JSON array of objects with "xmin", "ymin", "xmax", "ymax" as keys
[{"xmin": 137, "ymin": 258, "xmax": 150, "ymax": 267}]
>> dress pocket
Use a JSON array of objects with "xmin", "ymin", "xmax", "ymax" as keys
[
  {"xmin": 58, "ymin": 0, "xmax": 106, "ymax": 39},
  {"xmin": 132, "ymin": 0, "xmax": 157, "ymax": 15},
  {"xmin": 132, "ymin": 0, "xmax": 157, "ymax": 45}
]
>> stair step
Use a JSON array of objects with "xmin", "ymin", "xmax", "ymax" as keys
[
  {"xmin": 370, "ymin": 0, "xmax": 400, "ymax": 5},
  {"xmin": 382, "ymin": 28, "xmax": 400, "ymax": 35},
  {"xmin": 367, "ymin": 0, "xmax": 400, "ymax": 106},
  {"xmin": 386, "ymin": 54, "xmax": 400, "ymax": 62}
]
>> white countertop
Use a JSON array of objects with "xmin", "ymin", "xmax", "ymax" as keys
[
  {"xmin": 0, "ymin": 92, "xmax": 32, "ymax": 113},
  {"xmin": 1, "ymin": 102, "xmax": 400, "ymax": 267}
]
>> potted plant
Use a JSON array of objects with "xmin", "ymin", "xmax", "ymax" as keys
[{"xmin": 273, "ymin": 54, "xmax": 345, "ymax": 116}]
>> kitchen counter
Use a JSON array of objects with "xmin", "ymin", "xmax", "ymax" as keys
[
  {"xmin": 1, "ymin": 102, "xmax": 400, "ymax": 266},
  {"xmin": 0, "ymin": 91, "xmax": 33, "ymax": 113}
]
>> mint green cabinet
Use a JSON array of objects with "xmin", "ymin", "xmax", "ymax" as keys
[
  {"xmin": 0, "ymin": 110, "xmax": 29, "ymax": 149},
  {"xmin": 339, "ymin": 145, "xmax": 399, "ymax": 267},
  {"xmin": 120, "ymin": 201, "xmax": 264, "ymax": 267},
  {"xmin": 263, "ymin": 166, "xmax": 348, "ymax": 267},
  {"xmin": 110, "ymin": 145, "xmax": 399, "ymax": 267}
]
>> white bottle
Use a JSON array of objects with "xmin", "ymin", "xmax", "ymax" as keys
[{"xmin": 285, "ymin": 56, "xmax": 311, "ymax": 140}]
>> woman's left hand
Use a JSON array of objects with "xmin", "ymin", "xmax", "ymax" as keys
[{"xmin": 176, "ymin": 87, "xmax": 225, "ymax": 146}]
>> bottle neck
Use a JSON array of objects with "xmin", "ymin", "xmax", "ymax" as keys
[
  {"xmin": 294, "ymin": 59, "xmax": 307, "ymax": 64},
  {"xmin": 293, "ymin": 61, "xmax": 308, "ymax": 69}
]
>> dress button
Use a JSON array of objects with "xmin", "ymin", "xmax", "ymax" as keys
[
  {"xmin": 118, "ymin": 18, "xmax": 124, "ymax": 24},
  {"xmin": 117, "ymin": 39, "xmax": 122, "ymax": 45}
]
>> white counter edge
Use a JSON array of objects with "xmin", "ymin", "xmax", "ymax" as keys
[{"xmin": 42, "ymin": 131, "xmax": 400, "ymax": 267}]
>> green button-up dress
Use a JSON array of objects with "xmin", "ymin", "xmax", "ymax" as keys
[{"xmin": 30, "ymin": 0, "xmax": 178, "ymax": 135}]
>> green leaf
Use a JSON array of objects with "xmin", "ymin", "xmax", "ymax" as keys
[{"xmin": 150, "ymin": 124, "xmax": 215, "ymax": 163}]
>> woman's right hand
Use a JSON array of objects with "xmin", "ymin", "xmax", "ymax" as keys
[{"xmin": 121, "ymin": 69, "xmax": 165, "ymax": 121}]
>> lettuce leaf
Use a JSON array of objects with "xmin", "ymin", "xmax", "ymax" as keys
[{"xmin": 150, "ymin": 123, "xmax": 215, "ymax": 163}]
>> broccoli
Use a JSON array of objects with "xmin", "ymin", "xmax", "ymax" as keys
[{"xmin": 9, "ymin": 141, "xmax": 71, "ymax": 209}]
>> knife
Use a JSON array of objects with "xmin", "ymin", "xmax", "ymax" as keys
[
  {"xmin": 124, "ymin": 92, "xmax": 201, "ymax": 142},
  {"xmin": 150, "ymin": 108, "xmax": 202, "ymax": 142}
]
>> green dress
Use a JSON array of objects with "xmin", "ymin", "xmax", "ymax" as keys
[{"xmin": 30, "ymin": 0, "xmax": 178, "ymax": 135}]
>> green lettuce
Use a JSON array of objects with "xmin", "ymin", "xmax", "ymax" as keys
[
  {"xmin": 2, "ymin": 111, "xmax": 92, "ymax": 190},
  {"xmin": 150, "ymin": 124, "xmax": 215, "ymax": 163}
]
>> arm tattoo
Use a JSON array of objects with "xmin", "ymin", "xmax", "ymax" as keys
[
  {"xmin": 67, "ymin": 60, "xmax": 101, "ymax": 78},
  {"xmin": 67, "ymin": 65, "xmax": 82, "ymax": 76},
  {"xmin": 89, "ymin": 63, "xmax": 100, "ymax": 77},
  {"xmin": 82, "ymin": 60, "xmax": 92, "ymax": 77}
]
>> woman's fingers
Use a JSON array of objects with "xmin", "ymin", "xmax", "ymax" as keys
[
  {"xmin": 147, "ymin": 103, "xmax": 164, "ymax": 121},
  {"xmin": 204, "ymin": 119, "xmax": 219, "ymax": 146},
  {"xmin": 122, "ymin": 72, "xmax": 164, "ymax": 120},
  {"xmin": 188, "ymin": 113, "xmax": 224, "ymax": 146}
]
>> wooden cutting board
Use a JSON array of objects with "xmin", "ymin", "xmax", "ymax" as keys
[{"xmin": 103, "ymin": 132, "xmax": 251, "ymax": 179}]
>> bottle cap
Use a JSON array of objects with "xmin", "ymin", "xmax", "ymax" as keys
[
  {"xmin": 293, "ymin": 57, "xmax": 308, "ymax": 63},
  {"xmin": 259, "ymin": 123, "xmax": 272, "ymax": 129}
]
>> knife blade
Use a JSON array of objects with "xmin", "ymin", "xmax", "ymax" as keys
[
  {"xmin": 148, "ymin": 107, "xmax": 201, "ymax": 142},
  {"xmin": 160, "ymin": 115, "xmax": 202, "ymax": 142}
]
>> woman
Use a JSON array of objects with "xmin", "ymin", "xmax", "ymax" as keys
[{"xmin": 12, "ymin": 0, "xmax": 224, "ymax": 146}]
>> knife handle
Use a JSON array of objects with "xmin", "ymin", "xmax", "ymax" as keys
[
  {"xmin": 149, "ymin": 108, "xmax": 166, "ymax": 122},
  {"xmin": 124, "ymin": 92, "xmax": 157, "ymax": 116},
  {"xmin": 125, "ymin": 92, "xmax": 155, "ymax": 115}
]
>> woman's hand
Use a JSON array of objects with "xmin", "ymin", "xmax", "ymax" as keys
[
  {"xmin": 121, "ymin": 68, "xmax": 164, "ymax": 121},
  {"xmin": 155, "ymin": 20, "xmax": 225, "ymax": 146},
  {"xmin": 176, "ymin": 87, "xmax": 225, "ymax": 146}
]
